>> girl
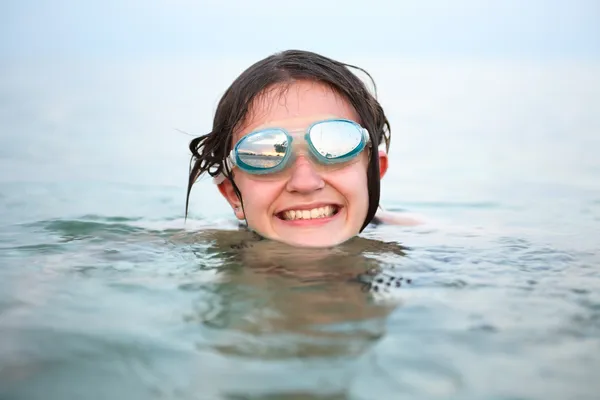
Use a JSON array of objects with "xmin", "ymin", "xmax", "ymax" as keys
[{"xmin": 186, "ymin": 50, "xmax": 419, "ymax": 248}]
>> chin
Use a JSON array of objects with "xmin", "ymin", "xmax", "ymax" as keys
[{"xmin": 276, "ymin": 233, "xmax": 352, "ymax": 248}]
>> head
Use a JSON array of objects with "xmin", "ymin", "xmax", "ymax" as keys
[{"xmin": 186, "ymin": 50, "xmax": 391, "ymax": 248}]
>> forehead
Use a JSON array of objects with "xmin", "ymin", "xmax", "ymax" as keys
[{"xmin": 234, "ymin": 80, "xmax": 360, "ymax": 139}]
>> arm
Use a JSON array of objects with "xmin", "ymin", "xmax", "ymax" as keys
[{"xmin": 374, "ymin": 208, "xmax": 423, "ymax": 226}]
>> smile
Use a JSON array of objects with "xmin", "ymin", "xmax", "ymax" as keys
[{"xmin": 277, "ymin": 205, "xmax": 341, "ymax": 221}]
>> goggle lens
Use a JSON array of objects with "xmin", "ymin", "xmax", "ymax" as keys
[
  {"xmin": 309, "ymin": 120, "xmax": 364, "ymax": 160},
  {"xmin": 237, "ymin": 130, "xmax": 288, "ymax": 169}
]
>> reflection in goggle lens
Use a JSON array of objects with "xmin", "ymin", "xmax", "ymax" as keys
[
  {"xmin": 309, "ymin": 120, "xmax": 362, "ymax": 159},
  {"xmin": 237, "ymin": 130, "xmax": 288, "ymax": 169}
]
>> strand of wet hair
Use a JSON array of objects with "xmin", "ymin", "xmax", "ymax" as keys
[{"xmin": 185, "ymin": 134, "xmax": 227, "ymax": 221}]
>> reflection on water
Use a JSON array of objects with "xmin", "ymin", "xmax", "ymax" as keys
[{"xmin": 176, "ymin": 229, "xmax": 406, "ymax": 360}]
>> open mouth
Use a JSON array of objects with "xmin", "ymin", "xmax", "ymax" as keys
[{"xmin": 276, "ymin": 205, "xmax": 341, "ymax": 221}]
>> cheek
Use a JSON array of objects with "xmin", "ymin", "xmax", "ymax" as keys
[
  {"xmin": 236, "ymin": 177, "xmax": 281, "ymax": 214},
  {"xmin": 327, "ymin": 163, "xmax": 370, "ymax": 205}
]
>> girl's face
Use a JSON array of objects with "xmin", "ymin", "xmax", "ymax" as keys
[{"xmin": 218, "ymin": 80, "xmax": 387, "ymax": 248}]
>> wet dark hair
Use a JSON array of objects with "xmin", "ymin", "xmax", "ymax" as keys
[{"xmin": 186, "ymin": 49, "xmax": 391, "ymax": 232}]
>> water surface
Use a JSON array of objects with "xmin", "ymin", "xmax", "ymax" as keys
[{"xmin": 0, "ymin": 59, "xmax": 599, "ymax": 399}]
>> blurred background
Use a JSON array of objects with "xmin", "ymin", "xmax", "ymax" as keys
[{"xmin": 1, "ymin": 0, "xmax": 599, "ymax": 230}]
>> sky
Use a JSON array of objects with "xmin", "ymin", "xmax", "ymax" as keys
[{"xmin": 1, "ymin": 0, "xmax": 599, "ymax": 62}]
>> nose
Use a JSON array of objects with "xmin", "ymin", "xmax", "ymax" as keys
[{"xmin": 285, "ymin": 155, "xmax": 325, "ymax": 193}]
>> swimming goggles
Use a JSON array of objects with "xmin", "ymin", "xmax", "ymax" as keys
[{"xmin": 213, "ymin": 118, "xmax": 371, "ymax": 183}]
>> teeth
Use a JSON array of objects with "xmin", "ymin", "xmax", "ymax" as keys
[{"xmin": 281, "ymin": 205, "xmax": 337, "ymax": 221}]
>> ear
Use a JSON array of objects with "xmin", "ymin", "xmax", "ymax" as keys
[
  {"xmin": 378, "ymin": 150, "xmax": 388, "ymax": 179},
  {"xmin": 217, "ymin": 179, "xmax": 245, "ymax": 220}
]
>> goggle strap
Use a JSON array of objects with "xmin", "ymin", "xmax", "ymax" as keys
[
  {"xmin": 212, "ymin": 150, "xmax": 235, "ymax": 184},
  {"xmin": 362, "ymin": 128, "xmax": 371, "ymax": 146}
]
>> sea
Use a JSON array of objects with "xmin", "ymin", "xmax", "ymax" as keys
[{"xmin": 0, "ymin": 57, "xmax": 599, "ymax": 400}]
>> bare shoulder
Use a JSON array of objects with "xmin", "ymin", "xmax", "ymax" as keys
[{"xmin": 374, "ymin": 209, "xmax": 425, "ymax": 226}]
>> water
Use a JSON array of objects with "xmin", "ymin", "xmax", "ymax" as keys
[{"xmin": 1, "ymin": 58, "xmax": 599, "ymax": 400}]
